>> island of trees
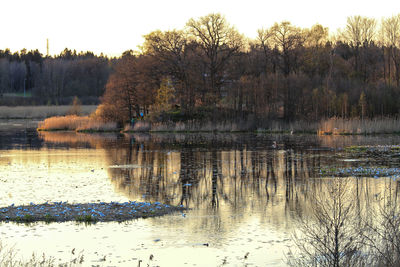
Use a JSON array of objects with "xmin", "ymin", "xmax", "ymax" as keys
[{"xmin": 3, "ymin": 13, "xmax": 400, "ymax": 132}]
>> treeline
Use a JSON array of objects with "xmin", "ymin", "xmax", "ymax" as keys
[
  {"xmin": 0, "ymin": 48, "xmax": 110, "ymax": 105},
  {"xmin": 98, "ymin": 13, "xmax": 400, "ymax": 124},
  {"xmin": 3, "ymin": 13, "xmax": 400, "ymax": 123}
]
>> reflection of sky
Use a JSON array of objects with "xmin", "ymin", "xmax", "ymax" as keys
[
  {"xmin": 0, "ymin": 149, "xmax": 127, "ymax": 206},
  {"xmin": 1, "ymin": 131, "xmax": 400, "ymax": 266},
  {"xmin": 0, "ymin": 138, "xmax": 295, "ymax": 266}
]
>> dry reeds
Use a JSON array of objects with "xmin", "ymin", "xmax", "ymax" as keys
[
  {"xmin": 318, "ymin": 117, "xmax": 400, "ymax": 135},
  {"xmin": 76, "ymin": 120, "xmax": 117, "ymax": 132},
  {"xmin": 149, "ymin": 120, "xmax": 256, "ymax": 132},
  {"xmin": 38, "ymin": 115, "xmax": 89, "ymax": 131},
  {"xmin": 124, "ymin": 121, "xmax": 152, "ymax": 132},
  {"xmin": 125, "ymin": 119, "xmax": 317, "ymax": 133},
  {"xmin": 257, "ymin": 120, "xmax": 319, "ymax": 133},
  {"xmin": 37, "ymin": 115, "xmax": 117, "ymax": 132}
]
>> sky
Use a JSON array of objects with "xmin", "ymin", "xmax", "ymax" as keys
[{"xmin": 1, "ymin": 0, "xmax": 400, "ymax": 57}]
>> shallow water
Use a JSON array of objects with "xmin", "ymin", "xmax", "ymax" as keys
[{"xmin": 1, "ymin": 122, "xmax": 400, "ymax": 266}]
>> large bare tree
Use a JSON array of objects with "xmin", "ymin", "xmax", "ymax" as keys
[
  {"xmin": 186, "ymin": 13, "xmax": 244, "ymax": 106},
  {"xmin": 143, "ymin": 30, "xmax": 195, "ymax": 110}
]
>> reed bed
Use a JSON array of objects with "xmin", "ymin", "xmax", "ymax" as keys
[
  {"xmin": 123, "ymin": 121, "xmax": 152, "ymax": 132},
  {"xmin": 37, "ymin": 115, "xmax": 118, "ymax": 132},
  {"xmin": 76, "ymin": 120, "xmax": 117, "ymax": 132},
  {"xmin": 257, "ymin": 120, "xmax": 319, "ymax": 133},
  {"xmin": 37, "ymin": 115, "xmax": 400, "ymax": 134},
  {"xmin": 148, "ymin": 120, "xmax": 257, "ymax": 132},
  {"xmin": 0, "ymin": 105, "xmax": 97, "ymax": 119},
  {"xmin": 318, "ymin": 117, "xmax": 400, "ymax": 135}
]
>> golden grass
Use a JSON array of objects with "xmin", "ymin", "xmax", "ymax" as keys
[
  {"xmin": 38, "ymin": 115, "xmax": 90, "ymax": 131},
  {"xmin": 37, "ymin": 115, "xmax": 117, "ymax": 132},
  {"xmin": 318, "ymin": 117, "xmax": 400, "ymax": 135},
  {"xmin": 35, "ymin": 114, "xmax": 400, "ymax": 134},
  {"xmin": 0, "ymin": 105, "xmax": 97, "ymax": 119},
  {"xmin": 76, "ymin": 120, "xmax": 117, "ymax": 132}
]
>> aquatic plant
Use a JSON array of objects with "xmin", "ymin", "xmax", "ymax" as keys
[
  {"xmin": 343, "ymin": 145, "xmax": 400, "ymax": 155},
  {"xmin": 319, "ymin": 166, "xmax": 400, "ymax": 179},
  {"xmin": 75, "ymin": 215, "xmax": 97, "ymax": 223},
  {"xmin": 0, "ymin": 201, "xmax": 186, "ymax": 223},
  {"xmin": 15, "ymin": 214, "xmax": 34, "ymax": 223}
]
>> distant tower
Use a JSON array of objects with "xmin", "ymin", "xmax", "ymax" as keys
[{"xmin": 46, "ymin": 39, "xmax": 49, "ymax": 57}]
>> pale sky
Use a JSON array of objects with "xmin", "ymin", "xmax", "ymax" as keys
[{"xmin": 1, "ymin": 0, "xmax": 400, "ymax": 57}]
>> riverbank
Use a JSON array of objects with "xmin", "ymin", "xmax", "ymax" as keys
[
  {"xmin": 36, "ymin": 115, "xmax": 400, "ymax": 135},
  {"xmin": 0, "ymin": 201, "xmax": 186, "ymax": 223}
]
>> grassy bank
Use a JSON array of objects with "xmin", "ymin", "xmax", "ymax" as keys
[
  {"xmin": 0, "ymin": 105, "xmax": 97, "ymax": 119},
  {"xmin": 37, "ymin": 115, "xmax": 400, "ymax": 135}
]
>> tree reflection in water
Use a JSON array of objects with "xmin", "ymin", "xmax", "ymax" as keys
[{"xmin": 38, "ymin": 131, "xmax": 400, "ymax": 227}]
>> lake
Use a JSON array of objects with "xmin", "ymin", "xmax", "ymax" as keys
[{"xmin": 1, "ymin": 119, "xmax": 400, "ymax": 266}]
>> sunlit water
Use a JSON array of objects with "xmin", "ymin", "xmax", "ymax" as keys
[{"xmin": 1, "ymin": 119, "xmax": 400, "ymax": 266}]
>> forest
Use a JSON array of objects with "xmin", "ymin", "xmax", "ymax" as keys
[
  {"xmin": 2, "ymin": 13, "xmax": 400, "ymax": 123},
  {"xmin": 0, "ymin": 49, "xmax": 110, "ymax": 105}
]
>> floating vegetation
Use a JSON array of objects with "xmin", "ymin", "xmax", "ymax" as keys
[
  {"xmin": 344, "ymin": 145, "xmax": 400, "ymax": 155},
  {"xmin": 319, "ymin": 166, "xmax": 400, "ymax": 179},
  {"xmin": 0, "ymin": 201, "xmax": 186, "ymax": 223}
]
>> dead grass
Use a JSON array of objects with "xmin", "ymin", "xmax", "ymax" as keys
[
  {"xmin": 123, "ymin": 121, "xmax": 152, "ymax": 132},
  {"xmin": 0, "ymin": 240, "xmax": 84, "ymax": 267},
  {"xmin": 318, "ymin": 117, "xmax": 400, "ymax": 135},
  {"xmin": 35, "ymin": 115, "xmax": 400, "ymax": 134},
  {"xmin": 37, "ymin": 115, "xmax": 118, "ymax": 132},
  {"xmin": 0, "ymin": 105, "xmax": 97, "ymax": 119},
  {"xmin": 148, "ymin": 120, "xmax": 257, "ymax": 132},
  {"xmin": 76, "ymin": 120, "xmax": 117, "ymax": 132},
  {"xmin": 38, "ymin": 115, "xmax": 90, "ymax": 131},
  {"xmin": 122, "ymin": 119, "xmax": 318, "ymax": 133},
  {"xmin": 257, "ymin": 120, "xmax": 319, "ymax": 133}
]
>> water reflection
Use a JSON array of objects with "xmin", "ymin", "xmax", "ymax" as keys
[
  {"xmin": 3, "ymin": 131, "xmax": 400, "ymax": 266},
  {"xmin": 38, "ymin": 131, "xmax": 400, "ymax": 224}
]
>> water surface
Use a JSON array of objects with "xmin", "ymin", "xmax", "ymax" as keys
[{"xmin": 1, "ymin": 121, "xmax": 399, "ymax": 266}]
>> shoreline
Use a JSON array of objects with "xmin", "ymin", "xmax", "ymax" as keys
[{"xmin": 36, "ymin": 128, "xmax": 400, "ymax": 135}]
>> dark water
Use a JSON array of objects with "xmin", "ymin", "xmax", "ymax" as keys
[{"xmin": 1, "ymin": 120, "xmax": 400, "ymax": 266}]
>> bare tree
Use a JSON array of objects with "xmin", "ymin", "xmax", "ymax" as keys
[
  {"xmin": 343, "ymin": 16, "xmax": 377, "ymax": 46},
  {"xmin": 256, "ymin": 27, "xmax": 274, "ymax": 73},
  {"xmin": 363, "ymin": 183, "xmax": 400, "ymax": 267},
  {"xmin": 382, "ymin": 14, "xmax": 400, "ymax": 86},
  {"xmin": 186, "ymin": 13, "xmax": 244, "ymax": 106},
  {"xmin": 269, "ymin": 21, "xmax": 304, "ymax": 120},
  {"xmin": 143, "ymin": 30, "xmax": 193, "ymax": 109},
  {"xmin": 289, "ymin": 178, "xmax": 366, "ymax": 267}
]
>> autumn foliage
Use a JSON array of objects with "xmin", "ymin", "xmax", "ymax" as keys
[{"xmin": 93, "ymin": 13, "xmax": 400, "ymax": 125}]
